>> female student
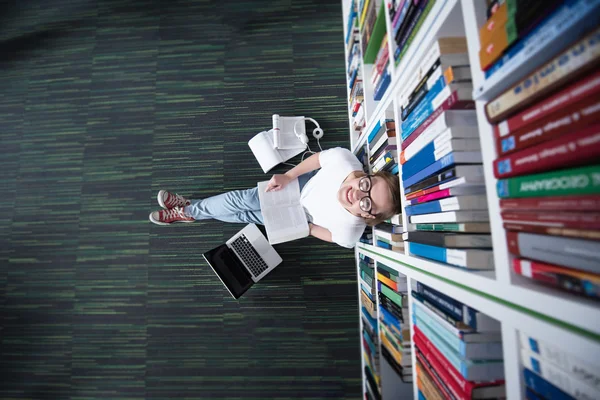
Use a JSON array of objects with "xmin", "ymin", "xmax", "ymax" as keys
[{"xmin": 149, "ymin": 147, "xmax": 401, "ymax": 248}]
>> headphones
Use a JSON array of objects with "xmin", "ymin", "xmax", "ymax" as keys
[{"xmin": 293, "ymin": 117, "xmax": 324, "ymax": 144}]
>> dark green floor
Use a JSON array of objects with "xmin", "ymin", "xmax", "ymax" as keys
[{"xmin": 0, "ymin": 1, "xmax": 362, "ymax": 398}]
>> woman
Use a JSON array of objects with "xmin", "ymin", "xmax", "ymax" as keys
[{"xmin": 149, "ymin": 147, "xmax": 401, "ymax": 248}]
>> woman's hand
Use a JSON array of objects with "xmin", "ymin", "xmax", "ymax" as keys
[{"xmin": 265, "ymin": 174, "xmax": 292, "ymax": 192}]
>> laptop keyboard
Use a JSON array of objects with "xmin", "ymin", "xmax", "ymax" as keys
[{"xmin": 230, "ymin": 234, "xmax": 270, "ymax": 278}]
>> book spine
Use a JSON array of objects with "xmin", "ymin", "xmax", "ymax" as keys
[
  {"xmin": 504, "ymin": 222, "xmax": 600, "ymax": 241},
  {"xmin": 496, "ymin": 164, "xmax": 600, "ymax": 198},
  {"xmin": 401, "ymin": 115, "xmax": 450, "ymax": 164},
  {"xmin": 409, "ymin": 241, "xmax": 451, "ymax": 265},
  {"xmin": 415, "ymin": 350, "xmax": 459, "ymax": 400},
  {"xmin": 402, "ymin": 74, "xmax": 447, "ymax": 138},
  {"xmin": 494, "ymin": 124, "xmax": 600, "ymax": 178},
  {"xmin": 416, "ymin": 282, "xmax": 463, "ymax": 321},
  {"xmin": 396, "ymin": 0, "xmax": 435, "ymax": 62},
  {"xmin": 521, "ymin": 348, "xmax": 600, "ymax": 400},
  {"xmin": 396, "ymin": 0, "xmax": 428, "ymax": 54},
  {"xmin": 485, "ymin": 26, "xmax": 600, "ymax": 123},
  {"xmin": 417, "ymin": 362, "xmax": 446, "ymax": 400},
  {"xmin": 413, "ymin": 302, "xmax": 464, "ymax": 351},
  {"xmin": 523, "ymin": 368, "xmax": 574, "ymax": 400},
  {"xmin": 403, "ymin": 152, "xmax": 463, "ymax": 189},
  {"xmin": 380, "ymin": 283, "xmax": 404, "ymax": 307},
  {"xmin": 496, "ymin": 96, "xmax": 600, "ymax": 156},
  {"xmin": 377, "ymin": 272, "xmax": 398, "ymax": 291},
  {"xmin": 500, "ymin": 195, "xmax": 600, "ymax": 210},
  {"xmin": 501, "ymin": 211, "xmax": 600, "ymax": 229},
  {"xmin": 495, "ymin": 69, "xmax": 600, "ymax": 138}
]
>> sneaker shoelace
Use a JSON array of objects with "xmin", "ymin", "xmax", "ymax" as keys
[
  {"xmin": 163, "ymin": 206, "xmax": 188, "ymax": 221},
  {"xmin": 168, "ymin": 192, "xmax": 188, "ymax": 207}
]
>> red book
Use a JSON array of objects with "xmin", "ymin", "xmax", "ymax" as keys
[
  {"xmin": 503, "ymin": 223, "xmax": 600, "ymax": 241},
  {"xmin": 493, "ymin": 70, "xmax": 600, "ymax": 139},
  {"xmin": 415, "ymin": 348, "xmax": 455, "ymax": 400},
  {"xmin": 501, "ymin": 211, "xmax": 600, "ymax": 230},
  {"xmin": 413, "ymin": 326, "xmax": 505, "ymax": 399},
  {"xmin": 400, "ymin": 91, "xmax": 475, "ymax": 150},
  {"xmin": 512, "ymin": 258, "xmax": 600, "ymax": 300},
  {"xmin": 496, "ymin": 95, "xmax": 600, "ymax": 156},
  {"xmin": 500, "ymin": 195, "xmax": 600, "ymax": 210},
  {"xmin": 493, "ymin": 123, "xmax": 600, "ymax": 179}
]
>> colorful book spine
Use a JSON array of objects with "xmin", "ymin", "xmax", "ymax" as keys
[
  {"xmin": 403, "ymin": 152, "xmax": 480, "ymax": 189},
  {"xmin": 379, "ymin": 282, "xmax": 404, "ymax": 307},
  {"xmin": 523, "ymin": 368, "xmax": 575, "ymax": 400},
  {"xmin": 500, "ymin": 195, "xmax": 600, "ymax": 210},
  {"xmin": 485, "ymin": 26, "xmax": 600, "ymax": 123},
  {"xmin": 401, "ymin": 123, "xmax": 478, "ymax": 164},
  {"xmin": 403, "ymin": 139, "xmax": 482, "ymax": 178},
  {"xmin": 395, "ymin": 0, "xmax": 436, "ymax": 63},
  {"xmin": 501, "ymin": 211, "xmax": 600, "ymax": 230},
  {"xmin": 504, "ymin": 223, "xmax": 600, "ymax": 241},
  {"xmin": 415, "ymin": 350, "xmax": 456, "ymax": 400},
  {"xmin": 408, "ymin": 242, "xmax": 494, "ymax": 270},
  {"xmin": 405, "ymin": 195, "xmax": 487, "ymax": 216},
  {"xmin": 494, "ymin": 124, "xmax": 600, "ymax": 178},
  {"xmin": 496, "ymin": 164, "xmax": 600, "ymax": 198}
]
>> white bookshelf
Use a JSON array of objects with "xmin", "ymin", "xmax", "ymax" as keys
[{"xmin": 343, "ymin": 0, "xmax": 600, "ymax": 398}]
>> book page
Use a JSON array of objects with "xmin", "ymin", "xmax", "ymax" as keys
[
  {"xmin": 257, "ymin": 179, "xmax": 309, "ymax": 244},
  {"xmin": 248, "ymin": 130, "xmax": 283, "ymax": 173},
  {"xmin": 275, "ymin": 116, "xmax": 308, "ymax": 150}
]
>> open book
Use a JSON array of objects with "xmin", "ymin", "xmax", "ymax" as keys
[
  {"xmin": 257, "ymin": 179, "xmax": 310, "ymax": 245},
  {"xmin": 249, "ymin": 130, "xmax": 306, "ymax": 173}
]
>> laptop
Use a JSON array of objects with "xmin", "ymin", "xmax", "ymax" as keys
[{"xmin": 202, "ymin": 223, "xmax": 283, "ymax": 299}]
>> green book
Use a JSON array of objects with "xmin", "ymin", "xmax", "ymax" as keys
[
  {"xmin": 361, "ymin": 270, "xmax": 374, "ymax": 287},
  {"xmin": 377, "ymin": 262, "xmax": 399, "ymax": 277},
  {"xmin": 415, "ymin": 222, "xmax": 491, "ymax": 232},
  {"xmin": 497, "ymin": 164, "xmax": 600, "ymax": 198},
  {"xmin": 359, "ymin": 260, "xmax": 374, "ymax": 278},
  {"xmin": 363, "ymin": 3, "xmax": 387, "ymax": 64},
  {"xmin": 396, "ymin": 0, "xmax": 437, "ymax": 65},
  {"xmin": 380, "ymin": 283, "xmax": 403, "ymax": 308}
]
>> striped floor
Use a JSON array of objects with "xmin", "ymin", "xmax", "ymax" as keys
[{"xmin": 0, "ymin": 1, "xmax": 361, "ymax": 399}]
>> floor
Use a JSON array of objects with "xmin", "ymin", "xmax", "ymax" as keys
[{"xmin": 0, "ymin": 1, "xmax": 362, "ymax": 398}]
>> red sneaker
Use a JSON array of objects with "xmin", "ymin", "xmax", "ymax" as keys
[
  {"xmin": 149, "ymin": 206, "xmax": 194, "ymax": 225},
  {"xmin": 157, "ymin": 190, "xmax": 190, "ymax": 209}
]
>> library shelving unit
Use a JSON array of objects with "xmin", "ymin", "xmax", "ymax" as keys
[{"xmin": 342, "ymin": 0, "xmax": 600, "ymax": 399}]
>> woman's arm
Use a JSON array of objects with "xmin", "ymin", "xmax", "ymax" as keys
[
  {"xmin": 265, "ymin": 152, "xmax": 321, "ymax": 192},
  {"xmin": 309, "ymin": 223, "xmax": 333, "ymax": 242}
]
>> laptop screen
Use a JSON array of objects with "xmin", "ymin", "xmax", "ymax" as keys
[{"xmin": 203, "ymin": 244, "xmax": 253, "ymax": 299}]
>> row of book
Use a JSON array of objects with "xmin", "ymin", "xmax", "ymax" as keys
[
  {"xmin": 479, "ymin": 0, "xmax": 600, "ymax": 80},
  {"xmin": 412, "ymin": 281, "xmax": 506, "ymax": 400},
  {"xmin": 394, "ymin": 37, "xmax": 493, "ymax": 270},
  {"xmin": 370, "ymin": 33, "xmax": 392, "ymax": 101},
  {"xmin": 482, "ymin": 20, "xmax": 600, "ymax": 299},
  {"xmin": 373, "ymin": 221, "xmax": 403, "ymax": 253},
  {"xmin": 359, "ymin": 254, "xmax": 382, "ymax": 400},
  {"xmin": 388, "ymin": 0, "xmax": 436, "ymax": 65},
  {"xmin": 368, "ymin": 116, "xmax": 398, "ymax": 175},
  {"xmin": 520, "ymin": 329, "xmax": 600, "ymax": 399},
  {"xmin": 347, "ymin": 24, "xmax": 367, "ymax": 139},
  {"xmin": 377, "ymin": 263, "xmax": 413, "ymax": 385}
]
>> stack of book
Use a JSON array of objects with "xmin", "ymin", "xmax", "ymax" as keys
[
  {"xmin": 368, "ymin": 117, "xmax": 398, "ymax": 174},
  {"xmin": 519, "ymin": 330, "xmax": 600, "ymax": 399},
  {"xmin": 389, "ymin": 0, "xmax": 436, "ymax": 65},
  {"xmin": 377, "ymin": 263, "xmax": 412, "ymax": 382},
  {"xmin": 479, "ymin": 0, "xmax": 600, "ymax": 80},
  {"xmin": 360, "ymin": 228, "xmax": 374, "ymax": 245},
  {"xmin": 397, "ymin": 37, "xmax": 492, "ymax": 270},
  {"xmin": 374, "ymin": 222, "xmax": 403, "ymax": 253},
  {"xmin": 348, "ymin": 27, "xmax": 366, "ymax": 138},
  {"xmin": 359, "ymin": 254, "xmax": 381, "ymax": 399},
  {"xmin": 412, "ymin": 281, "xmax": 506, "ymax": 400},
  {"xmin": 371, "ymin": 33, "xmax": 392, "ymax": 101},
  {"xmin": 486, "ymin": 27, "xmax": 600, "ymax": 299},
  {"xmin": 345, "ymin": 0, "xmax": 358, "ymax": 48},
  {"xmin": 356, "ymin": 142, "xmax": 370, "ymax": 171}
]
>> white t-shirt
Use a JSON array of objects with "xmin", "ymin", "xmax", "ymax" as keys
[{"xmin": 300, "ymin": 147, "xmax": 366, "ymax": 248}]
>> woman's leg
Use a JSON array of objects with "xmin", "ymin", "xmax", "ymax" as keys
[{"xmin": 185, "ymin": 188, "xmax": 264, "ymax": 225}]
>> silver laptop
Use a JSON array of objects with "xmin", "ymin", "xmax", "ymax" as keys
[{"xmin": 202, "ymin": 224, "xmax": 283, "ymax": 299}]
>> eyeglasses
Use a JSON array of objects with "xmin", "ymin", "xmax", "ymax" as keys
[{"xmin": 358, "ymin": 175, "xmax": 376, "ymax": 216}]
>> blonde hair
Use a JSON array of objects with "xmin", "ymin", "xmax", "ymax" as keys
[{"xmin": 364, "ymin": 170, "xmax": 402, "ymax": 227}]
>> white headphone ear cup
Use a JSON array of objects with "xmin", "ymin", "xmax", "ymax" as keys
[
  {"xmin": 300, "ymin": 134, "xmax": 309, "ymax": 144},
  {"xmin": 313, "ymin": 127, "xmax": 324, "ymax": 140}
]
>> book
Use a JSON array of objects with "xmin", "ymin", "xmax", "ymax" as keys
[
  {"xmin": 410, "ymin": 211, "xmax": 490, "ymax": 224},
  {"xmin": 519, "ymin": 330, "xmax": 600, "ymax": 390},
  {"xmin": 412, "ymin": 291, "xmax": 474, "ymax": 332},
  {"xmin": 417, "ymin": 362, "xmax": 445, "ymax": 400},
  {"xmin": 405, "ymin": 165, "xmax": 485, "ymax": 195},
  {"xmin": 506, "ymin": 231, "xmax": 600, "ymax": 274},
  {"xmin": 496, "ymin": 164, "xmax": 600, "ymax": 198},
  {"xmin": 500, "ymin": 195, "xmax": 600, "ymax": 211},
  {"xmin": 405, "ymin": 195, "xmax": 488, "ymax": 217},
  {"xmin": 408, "ymin": 242, "xmax": 494, "ymax": 270},
  {"xmin": 401, "ymin": 118, "xmax": 478, "ymax": 164},
  {"xmin": 401, "ymin": 91, "xmax": 475, "ymax": 151},
  {"xmin": 403, "ymin": 139, "xmax": 482, "ymax": 178},
  {"xmin": 513, "ymin": 258, "xmax": 600, "ymax": 299},
  {"xmin": 248, "ymin": 129, "xmax": 307, "ymax": 173},
  {"xmin": 414, "ymin": 329, "xmax": 506, "ymax": 399},
  {"xmin": 415, "ymin": 350, "xmax": 455, "ymax": 400},
  {"xmin": 403, "ymin": 152, "xmax": 483, "ymax": 189},
  {"xmin": 407, "ymin": 186, "xmax": 487, "ymax": 205},
  {"xmin": 523, "ymin": 368, "xmax": 574, "ymax": 400},
  {"xmin": 403, "ymin": 231, "xmax": 491, "ymax": 248},
  {"xmin": 493, "ymin": 69, "xmax": 600, "ymax": 138},
  {"xmin": 485, "ymin": 27, "xmax": 600, "ymax": 123},
  {"xmin": 521, "ymin": 348, "xmax": 600, "ymax": 400},
  {"xmin": 501, "ymin": 211, "xmax": 600, "ymax": 230},
  {"xmin": 505, "ymin": 223, "xmax": 600, "ymax": 241},
  {"xmin": 494, "ymin": 123, "xmax": 600, "ymax": 179},
  {"xmin": 496, "ymin": 95, "xmax": 600, "ymax": 156},
  {"xmin": 257, "ymin": 179, "xmax": 309, "ymax": 244},
  {"xmin": 413, "ymin": 322, "xmax": 505, "ymax": 381},
  {"xmin": 395, "ymin": 0, "xmax": 436, "ymax": 63},
  {"xmin": 373, "ymin": 228, "xmax": 402, "ymax": 242},
  {"xmin": 416, "ymin": 282, "xmax": 501, "ymax": 331},
  {"xmin": 416, "ymin": 223, "xmax": 491, "ymax": 233},
  {"xmin": 379, "ymin": 282, "xmax": 405, "ymax": 308}
]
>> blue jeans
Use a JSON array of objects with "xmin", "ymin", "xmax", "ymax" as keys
[{"xmin": 184, "ymin": 171, "xmax": 317, "ymax": 225}]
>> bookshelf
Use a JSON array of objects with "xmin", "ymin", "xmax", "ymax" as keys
[{"xmin": 343, "ymin": 0, "xmax": 600, "ymax": 399}]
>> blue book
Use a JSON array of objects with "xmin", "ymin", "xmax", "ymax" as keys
[
  {"xmin": 390, "ymin": 163, "xmax": 399, "ymax": 175},
  {"xmin": 397, "ymin": 0, "xmax": 429, "ymax": 54},
  {"xmin": 418, "ymin": 391, "xmax": 426, "ymax": 400},
  {"xmin": 401, "ymin": 74, "xmax": 446, "ymax": 139},
  {"xmin": 377, "ymin": 239, "xmax": 392, "ymax": 249},
  {"xmin": 393, "ymin": 0, "xmax": 413, "ymax": 35},
  {"xmin": 523, "ymin": 368, "xmax": 574, "ymax": 400},
  {"xmin": 484, "ymin": 0, "xmax": 600, "ymax": 79},
  {"xmin": 367, "ymin": 120, "xmax": 383, "ymax": 143},
  {"xmin": 409, "ymin": 242, "xmax": 493, "ymax": 270},
  {"xmin": 379, "ymin": 305, "xmax": 401, "ymax": 331},
  {"xmin": 402, "ymin": 152, "xmax": 460, "ymax": 188},
  {"xmin": 362, "ymin": 306, "xmax": 378, "ymax": 329},
  {"xmin": 348, "ymin": 67, "xmax": 359, "ymax": 89},
  {"xmin": 362, "ymin": 329, "xmax": 377, "ymax": 355},
  {"xmin": 374, "ymin": 71, "xmax": 391, "ymax": 100},
  {"xmin": 405, "ymin": 200, "xmax": 446, "ymax": 216},
  {"xmin": 361, "ymin": 283, "xmax": 374, "ymax": 300},
  {"xmin": 344, "ymin": 9, "xmax": 357, "ymax": 44},
  {"xmin": 401, "ymin": 139, "xmax": 449, "ymax": 178}
]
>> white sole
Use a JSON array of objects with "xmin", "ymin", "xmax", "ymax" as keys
[
  {"xmin": 157, "ymin": 190, "xmax": 167, "ymax": 209},
  {"xmin": 148, "ymin": 213, "xmax": 194, "ymax": 226}
]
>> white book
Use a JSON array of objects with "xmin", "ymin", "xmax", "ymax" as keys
[
  {"xmin": 521, "ymin": 348, "xmax": 600, "ymax": 400},
  {"xmin": 409, "ymin": 210, "xmax": 490, "ymax": 224},
  {"xmin": 431, "ymin": 84, "xmax": 473, "ymax": 110},
  {"xmin": 257, "ymin": 179, "xmax": 309, "ymax": 245},
  {"xmin": 519, "ymin": 331, "xmax": 600, "ymax": 391},
  {"xmin": 432, "ymin": 141, "xmax": 482, "ymax": 161},
  {"xmin": 249, "ymin": 130, "xmax": 306, "ymax": 173},
  {"xmin": 414, "ymin": 195, "xmax": 489, "ymax": 213},
  {"xmin": 402, "ymin": 118, "xmax": 478, "ymax": 163},
  {"xmin": 406, "ymin": 186, "xmax": 487, "ymax": 204}
]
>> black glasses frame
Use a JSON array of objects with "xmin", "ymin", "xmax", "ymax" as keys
[{"xmin": 358, "ymin": 175, "xmax": 376, "ymax": 216}]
